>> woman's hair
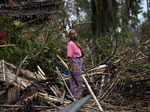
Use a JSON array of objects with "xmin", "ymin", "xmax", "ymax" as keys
[{"xmin": 68, "ymin": 29, "xmax": 76, "ymax": 40}]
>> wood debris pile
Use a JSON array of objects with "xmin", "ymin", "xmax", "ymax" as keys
[
  {"xmin": 0, "ymin": 56, "xmax": 149, "ymax": 112},
  {"xmin": 0, "ymin": 59, "xmax": 118, "ymax": 112},
  {"xmin": 0, "ymin": 60, "xmax": 70, "ymax": 112}
]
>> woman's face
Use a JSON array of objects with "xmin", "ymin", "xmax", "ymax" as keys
[{"xmin": 69, "ymin": 29, "xmax": 78, "ymax": 41}]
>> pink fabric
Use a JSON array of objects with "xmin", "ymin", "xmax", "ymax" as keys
[{"xmin": 67, "ymin": 41, "xmax": 82, "ymax": 58}]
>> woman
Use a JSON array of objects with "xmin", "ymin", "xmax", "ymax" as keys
[{"xmin": 67, "ymin": 29, "xmax": 84, "ymax": 99}]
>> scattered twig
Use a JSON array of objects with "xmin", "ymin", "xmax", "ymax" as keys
[{"xmin": 0, "ymin": 44, "xmax": 15, "ymax": 48}]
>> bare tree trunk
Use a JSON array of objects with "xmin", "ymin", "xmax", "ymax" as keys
[{"xmin": 147, "ymin": 0, "xmax": 150, "ymax": 20}]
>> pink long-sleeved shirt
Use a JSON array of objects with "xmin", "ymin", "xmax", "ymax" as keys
[{"xmin": 67, "ymin": 41, "xmax": 82, "ymax": 58}]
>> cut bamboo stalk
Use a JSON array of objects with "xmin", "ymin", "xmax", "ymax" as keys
[
  {"xmin": 50, "ymin": 86, "xmax": 58, "ymax": 97},
  {"xmin": 100, "ymin": 75, "xmax": 105, "ymax": 95},
  {"xmin": 37, "ymin": 66, "xmax": 59, "ymax": 97},
  {"xmin": 87, "ymin": 65, "xmax": 107, "ymax": 72},
  {"xmin": 37, "ymin": 65, "xmax": 46, "ymax": 77},
  {"xmin": 37, "ymin": 71, "xmax": 46, "ymax": 80},
  {"xmin": 56, "ymin": 55, "xmax": 69, "ymax": 69},
  {"xmin": 21, "ymin": 80, "xmax": 29, "ymax": 88},
  {"xmin": 61, "ymin": 91, "xmax": 66, "ymax": 104},
  {"xmin": 2, "ymin": 60, "xmax": 5, "ymax": 81},
  {"xmin": 49, "ymin": 83, "xmax": 60, "ymax": 97},
  {"xmin": 82, "ymin": 75, "xmax": 104, "ymax": 112},
  {"xmin": 56, "ymin": 67, "xmax": 76, "ymax": 101},
  {"xmin": 38, "ymin": 92, "xmax": 71, "ymax": 104}
]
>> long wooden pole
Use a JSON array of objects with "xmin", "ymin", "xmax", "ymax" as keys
[
  {"xmin": 55, "ymin": 67, "xmax": 76, "ymax": 101},
  {"xmin": 82, "ymin": 75, "xmax": 103, "ymax": 111}
]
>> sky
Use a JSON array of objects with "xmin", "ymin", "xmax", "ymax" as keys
[
  {"xmin": 141, "ymin": 0, "xmax": 147, "ymax": 12},
  {"xmin": 138, "ymin": 0, "xmax": 147, "ymax": 23}
]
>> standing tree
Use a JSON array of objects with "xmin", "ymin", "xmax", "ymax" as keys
[
  {"xmin": 91, "ymin": 0, "xmax": 119, "ymax": 36},
  {"xmin": 146, "ymin": 0, "xmax": 150, "ymax": 19},
  {"xmin": 121, "ymin": 0, "xmax": 142, "ymax": 31}
]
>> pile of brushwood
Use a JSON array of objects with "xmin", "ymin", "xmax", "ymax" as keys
[{"xmin": 0, "ymin": 39, "xmax": 150, "ymax": 112}]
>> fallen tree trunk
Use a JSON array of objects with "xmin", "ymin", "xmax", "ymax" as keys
[{"xmin": 4, "ymin": 61, "xmax": 41, "ymax": 81}]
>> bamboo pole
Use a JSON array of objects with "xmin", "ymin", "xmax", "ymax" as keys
[
  {"xmin": 37, "ymin": 65, "xmax": 60, "ymax": 97},
  {"xmin": 56, "ymin": 67, "xmax": 76, "ymax": 101},
  {"xmin": 56, "ymin": 55, "xmax": 69, "ymax": 69},
  {"xmin": 82, "ymin": 75, "xmax": 103, "ymax": 112},
  {"xmin": 2, "ymin": 60, "xmax": 5, "ymax": 81},
  {"xmin": 37, "ymin": 65, "xmax": 46, "ymax": 77},
  {"xmin": 87, "ymin": 65, "xmax": 107, "ymax": 72}
]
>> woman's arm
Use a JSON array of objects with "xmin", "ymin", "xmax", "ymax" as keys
[
  {"xmin": 67, "ymin": 57, "xmax": 72, "ymax": 71},
  {"xmin": 74, "ymin": 42, "xmax": 84, "ymax": 58}
]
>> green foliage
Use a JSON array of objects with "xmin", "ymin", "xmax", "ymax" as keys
[
  {"xmin": 0, "ymin": 15, "xmax": 67, "ymax": 77},
  {"xmin": 140, "ymin": 21, "xmax": 150, "ymax": 41},
  {"xmin": 143, "ymin": 64, "xmax": 150, "ymax": 69}
]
